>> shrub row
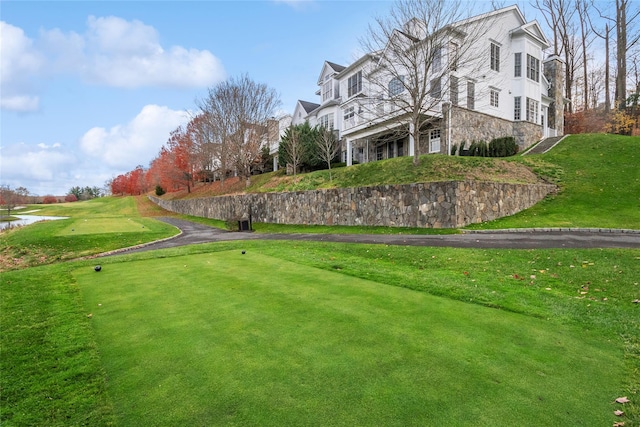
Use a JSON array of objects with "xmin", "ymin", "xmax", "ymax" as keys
[{"xmin": 450, "ymin": 137, "xmax": 519, "ymax": 158}]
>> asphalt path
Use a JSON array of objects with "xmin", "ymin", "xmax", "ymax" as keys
[{"xmin": 105, "ymin": 217, "xmax": 640, "ymax": 257}]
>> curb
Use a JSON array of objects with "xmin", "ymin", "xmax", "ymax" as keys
[{"xmin": 462, "ymin": 228, "xmax": 640, "ymax": 234}]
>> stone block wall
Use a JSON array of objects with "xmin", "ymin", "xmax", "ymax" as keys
[
  {"xmin": 443, "ymin": 105, "xmax": 542, "ymax": 152},
  {"xmin": 149, "ymin": 181, "xmax": 555, "ymax": 229}
]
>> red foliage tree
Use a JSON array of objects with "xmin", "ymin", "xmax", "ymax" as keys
[
  {"xmin": 42, "ymin": 195, "xmax": 58, "ymax": 204},
  {"xmin": 64, "ymin": 194, "xmax": 78, "ymax": 202}
]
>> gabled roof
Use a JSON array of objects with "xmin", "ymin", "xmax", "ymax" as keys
[
  {"xmin": 327, "ymin": 61, "xmax": 346, "ymax": 73},
  {"xmin": 510, "ymin": 20, "xmax": 550, "ymax": 49},
  {"xmin": 317, "ymin": 61, "xmax": 346, "ymax": 85},
  {"xmin": 298, "ymin": 100, "xmax": 321, "ymax": 114}
]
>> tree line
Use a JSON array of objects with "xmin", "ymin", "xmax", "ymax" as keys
[
  {"xmin": 109, "ymin": 74, "xmax": 342, "ymax": 197},
  {"xmin": 532, "ymin": 0, "xmax": 639, "ymax": 133}
]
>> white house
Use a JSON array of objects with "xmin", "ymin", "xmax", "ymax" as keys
[{"xmin": 292, "ymin": 5, "xmax": 566, "ymax": 166}]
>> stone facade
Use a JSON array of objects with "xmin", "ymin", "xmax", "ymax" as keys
[
  {"xmin": 442, "ymin": 104, "xmax": 542, "ymax": 152},
  {"xmin": 150, "ymin": 181, "xmax": 555, "ymax": 229}
]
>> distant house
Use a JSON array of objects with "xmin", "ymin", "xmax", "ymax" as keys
[{"xmin": 292, "ymin": 5, "xmax": 566, "ymax": 166}]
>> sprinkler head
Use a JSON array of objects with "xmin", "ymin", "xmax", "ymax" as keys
[
  {"xmin": 241, "ymin": 250, "xmax": 246, "ymax": 255},
  {"xmin": 94, "ymin": 265, "xmax": 102, "ymax": 272}
]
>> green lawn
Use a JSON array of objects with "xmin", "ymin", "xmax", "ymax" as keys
[
  {"xmin": 2, "ymin": 134, "xmax": 640, "ymax": 426},
  {"xmin": 0, "ymin": 197, "xmax": 178, "ymax": 270},
  {"xmin": 3, "ymin": 240, "xmax": 638, "ymax": 426},
  {"xmin": 72, "ymin": 250, "xmax": 623, "ymax": 426},
  {"xmin": 468, "ymin": 134, "xmax": 640, "ymax": 230}
]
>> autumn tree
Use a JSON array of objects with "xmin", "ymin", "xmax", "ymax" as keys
[
  {"xmin": 360, "ymin": 0, "xmax": 490, "ymax": 165},
  {"xmin": 166, "ymin": 126, "xmax": 197, "ymax": 193},
  {"xmin": 198, "ymin": 74, "xmax": 280, "ymax": 187}
]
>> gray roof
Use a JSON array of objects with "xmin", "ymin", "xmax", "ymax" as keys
[
  {"xmin": 326, "ymin": 61, "xmax": 346, "ymax": 73},
  {"xmin": 299, "ymin": 100, "xmax": 321, "ymax": 114}
]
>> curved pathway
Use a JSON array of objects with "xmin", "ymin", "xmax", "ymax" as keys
[{"xmin": 103, "ymin": 217, "xmax": 640, "ymax": 257}]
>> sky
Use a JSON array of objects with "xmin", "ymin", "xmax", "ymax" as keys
[{"xmin": 1, "ymin": 0, "xmax": 554, "ymax": 196}]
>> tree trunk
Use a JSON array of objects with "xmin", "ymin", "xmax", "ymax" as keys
[{"xmin": 616, "ymin": 0, "xmax": 627, "ymax": 109}]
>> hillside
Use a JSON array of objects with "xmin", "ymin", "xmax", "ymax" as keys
[
  {"xmin": 160, "ymin": 153, "xmax": 547, "ymax": 201},
  {"xmin": 155, "ymin": 134, "xmax": 640, "ymax": 230}
]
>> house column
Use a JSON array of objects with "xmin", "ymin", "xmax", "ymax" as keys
[
  {"xmin": 346, "ymin": 138, "xmax": 353, "ymax": 166},
  {"xmin": 273, "ymin": 156, "xmax": 278, "ymax": 171},
  {"xmin": 408, "ymin": 122, "xmax": 415, "ymax": 156}
]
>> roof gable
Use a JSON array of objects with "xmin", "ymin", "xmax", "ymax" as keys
[{"xmin": 317, "ymin": 61, "xmax": 346, "ymax": 85}]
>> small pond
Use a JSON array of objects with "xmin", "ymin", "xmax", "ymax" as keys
[{"xmin": 0, "ymin": 215, "xmax": 69, "ymax": 231}]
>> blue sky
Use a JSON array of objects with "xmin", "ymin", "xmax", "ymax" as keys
[{"xmin": 2, "ymin": 0, "xmax": 545, "ymax": 196}]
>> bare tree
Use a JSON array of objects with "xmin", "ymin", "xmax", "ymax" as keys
[
  {"xmin": 532, "ymin": 0, "xmax": 578, "ymax": 111},
  {"xmin": 360, "ymin": 0, "xmax": 490, "ymax": 165},
  {"xmin": 588, "ymin": 7, "xmax": 613, "ymax": 111},
  {"xmin": 314, "ymin": 128, "xmax": 341, "ymax": 181},
  {"xmin": 576, "ymin": 0, "xmax": 594, "ymax": 110},
  {"xmin": 198, "ymin": 74, "xmax": 280, "ymax": 187},
  {"xmin": 615, "ymin": 0, "xmax": 640, "ymax": 109},
  {"xmin": 0, "ymin": 185, "xmax": 18, "ymax": 218}
]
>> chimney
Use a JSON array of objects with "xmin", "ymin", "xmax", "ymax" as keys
[{"xmin": 543, "ymin": 55, "xmax": 565, "ymax": 135}]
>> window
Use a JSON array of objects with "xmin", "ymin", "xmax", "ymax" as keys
[
  {"xmin": 429, "ymin": 129, "xmax": 441, "ymax": 153},
  {"xmin": 514, "ymin": 96, "xmax": 521, "ymax": 120},
  {"xmin": 388, "ymin": 143, "xmax": 395, "ymax": 158},
  {"xmin": 318, "ymin": 113, "xmax": 334, "ymax": 130},
  {"xmin": 388, "ymin": 76, "xmax": 405, "ymax": 97},
  {"xmin": 490, "ymin": 42, "xmax": 500, "ymax": 72},
  {"xmin": 322, "ymin": 79, "xmax": 333, "ymax": 102},
  {"xmin": 397, "ymin": 141, "xmax": 404, "ymax": 157},
  {"xmin": 527, "ymin": 54, "xmax": 540, "ymax": 82},
  {"xmin": 376, "ymin": 144, "xmax": 384, "ymax": 160},
  {"xmin": 450, "ymin": 75, "xmax": 459, "ymax": 106},
  {"xmin": 490, "ymin": 89, "xmax": 499, "ymax": 107},
  {"xmin": 430, "ymin": 77, "xmax": 442, "ymax": 98},
  {"xmin": 467, "ymin": 81, "xmax": 475, "ymax": 110},
  {"xmin": 514, "ymin": 53, "xmax": 522, "ymax": 77},
  {"xmin": 449, "ymin": 42, "xmax": 459, "ymax": 71},
  {"xmin": 343, "ymin": 106, "xmax": 355, "ymax": 121},
  {"xmin": 433, "ymin": 46, "xmax": 442, "ymax": 73},
  {"xmin": 347, "ymin": 71, "xmax": 362, "ymax": 97},
  {"xmin": 526, "ymin": 97, "xmax": 539, "ymax": 123}
]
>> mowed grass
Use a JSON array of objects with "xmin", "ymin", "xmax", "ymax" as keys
[
  {"xmin": 0, "ymin": 197, "xmax": 178, "ymax": 271},
  {"xmin": 469, "ymin": 134, "xmax": 640, "ymax": 230},
  {"xmin": 74, "ymin": 249, "xmax": 624, "ymax": 426}
]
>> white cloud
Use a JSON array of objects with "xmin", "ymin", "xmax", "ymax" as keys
[
  {"xmin": 0, "ymin": 17, "xmax": 226, "ymax": 112},
  {"xmin": 0, "ymin": 95, "xmax": 40, "ymax": 112},
  {"xmin": 79, "ymin": 104, "xmax": 190, "ymax": 169},
  {"xmin": 0, "ymin": 21, "xmax": 45, "ymax": 112},
  {"xmin": 74, "ymin": 16, "xmax": 226, "ymax": 88},
  {"xmin": 1, "ymin": 142, "xmax": 76, "ymax": 183}
]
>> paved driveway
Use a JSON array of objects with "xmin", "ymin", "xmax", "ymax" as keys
[{"xmin": 106, "ymin": 217, "xmax": 640, "ymax": 257}]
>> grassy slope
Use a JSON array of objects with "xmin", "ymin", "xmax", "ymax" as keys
[
  {"xmin": 471, "ymin": 134, "xmax": 640, "ymax": 229},
  {"xmin": 163, "ymin": 133, "xmax": 639, "ymax": 230}
]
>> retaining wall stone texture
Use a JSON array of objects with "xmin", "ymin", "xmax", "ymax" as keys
[{"xmin": 150, "ymin": 181, "xmax": 555, "ymax": 229}]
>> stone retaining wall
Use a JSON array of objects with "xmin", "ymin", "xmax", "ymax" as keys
[{"xmin": 149, "ymin": 181, "xmax": 555, "ymax": 229}]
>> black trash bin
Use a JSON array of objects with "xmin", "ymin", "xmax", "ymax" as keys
[{"xmin": 238, "ymin": 219, "xmax": 251, "ymax": 231}]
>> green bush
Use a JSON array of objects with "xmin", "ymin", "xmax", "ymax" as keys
[
  {"xmin": 488, "ymin": 137, "xmax": 518, "ymax": 157},
  {"xmin": 155, "ymin": 185, "xmax": 165, "ymax": 196}
]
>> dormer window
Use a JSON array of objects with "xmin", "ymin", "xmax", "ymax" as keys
[
  {"xmin": 347, "ymin": 71, "xmax": 362, "ymax": 97},
  {"xmin": 322, "ymin": 79, "xmax": 333, "ymax": 102}
]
